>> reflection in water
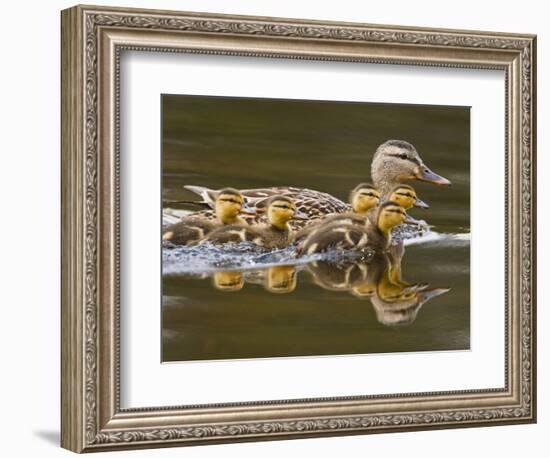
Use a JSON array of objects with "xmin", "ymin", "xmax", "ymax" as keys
[
  {"xmin": 165, "ymin": 240, "xmax": 451, "ymax": 327},
  {"xmin": 265, "ymin": 265, "xmax": 297, "ymax": 294},
  {"xmin": 306, "ymin": 252, "xmax": 450, "ymax": 326},
  {"xmin": 212, "ymin": 271, "xmax": 244, "ymax": 292}
]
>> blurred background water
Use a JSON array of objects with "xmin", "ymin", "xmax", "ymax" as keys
[{"xmin": 161, "ymin": 94, "xmax": 470, "ymax": 362}]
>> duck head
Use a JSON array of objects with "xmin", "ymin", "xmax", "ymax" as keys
[
  {"xmin": 349, "ymin": 183, "xmax": 381, "ymax": 214},
  {"xmin": 371, "ymin": 140, "xmax": 451, "ymax": 197},
  {"xmin": 265, "ymin": 196, "xmax": 307, "ymax": 230},
  {"xmin": 214, "ymin": 188, "xmax": 253, "ymax": 224},
  {"xmin": 388, "ymin": 184, "xmax": 429, "ymax": 210}
]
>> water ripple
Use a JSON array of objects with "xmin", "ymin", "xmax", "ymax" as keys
[{"xmin": 163, "ymin": 229, "xmax": 470, "ymax": 276}]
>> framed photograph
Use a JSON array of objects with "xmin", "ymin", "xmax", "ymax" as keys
[{"xmin": 61, "ymin": 4, "xmax": 536, "ymax": 453}]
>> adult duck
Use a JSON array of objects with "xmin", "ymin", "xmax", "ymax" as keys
[{"xmin": 180, "ymin": 139, "xmax": 450, "ymax": 231}]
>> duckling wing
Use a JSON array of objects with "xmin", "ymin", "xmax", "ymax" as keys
[
  {"xmin": 204, "ymin": 225, "xmax": 264, "ymax": 246},
  {"xmin": 162, "ymin": 217, "xmax": 215, "ymax": 245},
  {"xmin": 300, "ymin": 223, "xmax": 369, "ymax": 255},
  {"xmin": 295, "ymin": 213, "xmax": 366, "ymax": 240}
]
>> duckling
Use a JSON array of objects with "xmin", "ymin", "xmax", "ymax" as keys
[
  {"xmin": 180, "ymin": 140, "xmax": 450, "ymax": 232},
  {"xmin": 202, "ymin": 196, "xmax": 307, "ymax": 249},
  {"xmin": 295, "ymin": 183, "xmax": 380, "ymax": 240},
  {"xmin": 162, "ymin": 188, "xmax": 251, "ymax": 246},
  {"xmin": 374, "ymin": 183, "xmax": 429, "ymax": 232},
  {"xmin": 297, "ymin": 201, "xmax": 408, "ymax": 256},
  {"xmin": 387, "ymin": 184, "xmax": 429, "ymax": 210}
]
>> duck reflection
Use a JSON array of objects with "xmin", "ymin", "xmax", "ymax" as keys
[
  {"xmin": 264, "ymin": 265, "xmax": 297, "ymax": 294},
  {"xmin": 306, "ymin": 252, "xmax": 450, "ymax": 326},
  {"xmin": 206, "ymin": 248, "xmax": 449, "ymax": 327},
  {"xmin": 212, "ymin": 271, "xmax": 244, "ymax": 292}
]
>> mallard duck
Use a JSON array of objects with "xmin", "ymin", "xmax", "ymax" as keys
[
  {"xmin": 162, "ymin": 188, "xmax": 251, "ymax": 245},
  {"xmin": 179, "ymin": 140, "xmax": 449, "ymax": 232},
  {"xmin": 371, "ymin": 140, "xmax": 451, "ymax": 198},
  {"xmin": 297, "ymin": 201, "xmax": 408, "ymax": 256},
  {"xmin": 202, "ymin": 196, "xmax": 306, "ymax": 249}
]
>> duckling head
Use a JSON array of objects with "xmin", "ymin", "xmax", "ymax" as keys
[
  {"xmin": 349, "ymin": 183, "xmax": 380, "ymax": 214},
  {"xmin": 214, "ymin": 188, "xmax": 248, "ymax": 224},
  {"xmin": 377, "ymin": 201, "xmax": 408, "ymax": 235},
  {"xmin": 371, "ymin": 140, "xmax": 451, "ymax": 197},
  {"xmin": 266, "ymin": 196, "xmax": 304, "ymax": 230},
  {"xmin": 388, "ymin": 184, "xmax": 429, "ymax": 210}
]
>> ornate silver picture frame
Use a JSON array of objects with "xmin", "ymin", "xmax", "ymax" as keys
[{"xmin": 61, "ymin": 4, "xmax": 536, "ymax": 453}]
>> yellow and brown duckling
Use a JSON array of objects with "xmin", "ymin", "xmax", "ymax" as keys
[
  {"xmin": 162, "ymin": 188, "xmax": 251, "ymax": 246},
  {"xmin": 202, "ymin": 196, "xmax": 307, "ymax": 249},
  {"xmin": 387, "ymin": 184, "xmax": 429, "ymax": 210},
  {"xmin": 297, "ymin": 201, "xmax": 408, "ymax": 257},
  {"xmin": 295, "ymin": 183, "xmax": 380, "ymax": 240}
]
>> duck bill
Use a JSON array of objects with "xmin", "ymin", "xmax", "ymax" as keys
[
  {"xmin": 239, "ymin": 202, "xmax": 257, "ymax": 215},
  {"xmin": 414, "ymin": 197, "xmax": 430, "ymax": 209},
  {"xmin": 414, "ymin": 165, "xmax": 451, "ymax": 186},
  {"xmin": 418, "ymin": 287, "xmax": 451, "ymax": 304},
  {"xmin": 293, "ymin": 209, "xmax": 309, "ymax": 220},
  {"xmin": 403, "ymin": 214, "xmax": 417, "ymax": 225}
]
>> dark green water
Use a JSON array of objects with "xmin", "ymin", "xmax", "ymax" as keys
[{"xmin": 161, "ymin": 94, "xmax": 470, "ymax": 362}]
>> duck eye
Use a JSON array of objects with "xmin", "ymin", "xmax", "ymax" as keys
[{"xmin": 399, "ymin": 153, "xmax": 408, "ymax": 160}]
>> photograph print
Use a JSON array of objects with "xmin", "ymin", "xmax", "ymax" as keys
[{"xmin": 161, "ymin": 94, "xmax": 470, "ymax": 362}]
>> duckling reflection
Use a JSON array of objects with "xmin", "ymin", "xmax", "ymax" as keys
[
  {"xmin": 264, "ymin": 265, "xmax": 297, "ymax": 294},
  {"xmin": 306, "ymin": 260, "xmax": 367, "ymax": 292},
  {"xmin": 369, "ymin": 286, "xmax": 450, "ymax": 326},
  {"xmin": 212, "ymin": 271, "xmax": 244, "ymax": 292},
  {"xmin": 306, "ymin": 251, "xmax": 450, "ymax": 327}
]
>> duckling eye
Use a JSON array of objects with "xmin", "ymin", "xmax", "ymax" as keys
[{"xmin": 396, "ymin": 192, "xmax": 415, "ymax": 199}]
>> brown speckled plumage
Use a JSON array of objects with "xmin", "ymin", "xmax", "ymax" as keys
[{"xmin": 188, "ymin": 186, "xmax": 351, "ymax": 231}]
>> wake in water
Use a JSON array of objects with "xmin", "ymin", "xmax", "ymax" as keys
[{"xmin": 162, "ymin": 228, "xmax": 470, "ymax": 276}]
